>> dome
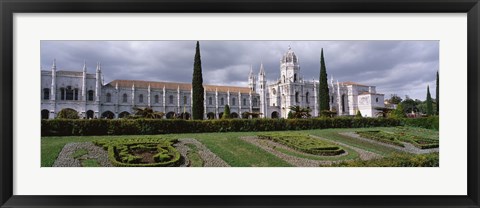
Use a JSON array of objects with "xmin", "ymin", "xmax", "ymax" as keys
[{"xmin": 281, "ymin": 46, "xmax": 298, "ymax": 64}]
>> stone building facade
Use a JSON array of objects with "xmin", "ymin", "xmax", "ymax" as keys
[{"xmin": 41, "ymin": 47, "xmax": 384, "ymax": 119}]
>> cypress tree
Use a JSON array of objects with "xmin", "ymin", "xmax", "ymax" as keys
[
  {"xmin": 426, "ymin": 85, "xmax": 433, "ymax": 116},
  {"xmin": 318, "ymin": 48, "xmax": 330, "ymax": 115},
  {"xmin": 436, "ymin": 71, "xmax": 439, "ymax": 115},
  {"xmin": 222, "ymin": 105, "xmax": 231, "ymax": 119},
  {"xmin": 192, "ymin": 41, "xmax": 205, "ymax": 120}
]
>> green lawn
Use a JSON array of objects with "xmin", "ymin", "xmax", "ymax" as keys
[{"xmin": 41, "ymin": 127, "xmax": 439, "ymax": 167}]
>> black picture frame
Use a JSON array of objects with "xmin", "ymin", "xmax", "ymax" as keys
[{"xmin": 1, "ymin": 0, "xmax": 479, "ymax": 207}]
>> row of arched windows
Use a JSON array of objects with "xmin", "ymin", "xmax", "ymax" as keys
[
  {"xmin": 43, "ymin": 88, "xmax": 94, "ymax": 101},
  {"xmin": 207, "ymin": 97, "xmax": 258, "ymax": 106}
]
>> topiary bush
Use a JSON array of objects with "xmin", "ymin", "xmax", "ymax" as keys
[{"xmin": 56, "ymin": 108, "xmax": 79, "ymax": 119}]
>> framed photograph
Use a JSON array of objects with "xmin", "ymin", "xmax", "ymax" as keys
[{"xmin": 1, "ymin": 0, "xmax": 479, "ymax": 207}]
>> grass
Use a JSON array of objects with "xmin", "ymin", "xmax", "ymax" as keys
[
  {"xmin": 356, "ymin": 127, "xmax": 439, "ymax": 149},
  {"xmin": 71, "ymin": 148, "xmax": 88, "ymax": 159},
  {"xmin": 330, "ymin": 153, "xmax": 439, "ymax": 167},
  {"xmin": 186, "ymin": 143, "xmax": 203, "ymax": 167},
  {"xmin": 81, "ymin": 159, "xmax": 101, "ymax": 167},
  {"xmin": 41, "ymin": 127, "xmax": 439, "ymax": 167}
]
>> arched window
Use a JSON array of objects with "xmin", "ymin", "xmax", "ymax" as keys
[
  {"xmin": 88, "ymin": 90, "xmax": 94, "ymax": 101},
  {"xmin": 331, "ymin": 96, "xmax": 334, "ymax": 104},
  {"xmin": 221, "ymin": 97, "xmax": 224, "ymax": 106},
  {"xmin": 294, "ymin": 74, "xmax": 297, "ymax": 82},
  {"xmin": 209, "ymin": 97, "xmax": 213, "ymax": 105},
  {"xmin": 43, "ymin": 88, "xmax": 50, "ymax": 100},
  {"xmin": 183, "ymin": 96, "xmax": 187, "ymax": 105},
  {"xmin": 341, "ymin": 94, "xmax": 346, "ymax": 113},
  {"xmin": 122, "ymin": 93, "xmax": 128, "ymax": 103},
  {"xmin": 169, "ymin": 95, "xmax": 174, "ymax": 104},
  {"xmin": 74, "ymin": 88, "xmax": 79, "ymax": 100},
  {"xmin": 243, "ymin": 98, "xmax": 246, "ymax": 106},
  {"xmin": 154, "ymin": 95, "xmax": 159, "ymax": 103},
  {"xmin": 106, "ymin": 93, "xmax": 111, "ymax": 102},
  {"xmin": 232, "ymin": 98, "xmax": 236, "ymax": 106},
  {"xmin": 376, "ymin": 97, "xmax": 379, "ymax": 103},
  {"xmin": 305, "ymin": 92, "xmax": 309, "ymax": 103},
  {"xmin": 295, "ymin": 92, "xmax": 299, "ymax": 103},
  {"xmin": 139, "ymin": 94, "xmax": 144, "ymax": 103},
  {"xmin": 253, "ymin": 98, "xmax": 258, "ymax": 106},
  {"xmin": 65, "ymin": 86, "xmax": 74, "ymax": 100},
  {"xmin": 60, "ymin": 88, "xmax": 65, "ymax": 100},
  {"xmin": 283, "ymin": 75, "xmax": 286, "ymax": 83}
]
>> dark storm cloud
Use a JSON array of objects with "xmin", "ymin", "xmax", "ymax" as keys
[{"xmin": 41, "ymin": 40, "xmax": 438, "ymax": 100}]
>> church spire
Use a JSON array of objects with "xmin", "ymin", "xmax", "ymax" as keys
[
  {"xmin": 82, "ymin": 60, "xmax": 87, "ymax": 72},
  {"xmin": 259, "ymin": 62, "xmax": 265, "ymax": 76},
  {"xmin": 52, "ymin": 59, "xmax": 57, "ymax": 71}
]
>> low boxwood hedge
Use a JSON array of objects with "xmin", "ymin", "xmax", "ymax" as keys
[
  {"xmin": 257, "ymin": 132, "xmax": 345, "ymax": 156},
  {"xmin": 42, "ymin": 117, "xmax": 405, "ymax": 136},
  {"xmin": 93, "ymin": 138, "xmax": 182, "ymax": 167}
]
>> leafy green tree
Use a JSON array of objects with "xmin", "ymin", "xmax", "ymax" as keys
[
  {"xmin": 132, "ymin": 107, "xmax": 164, "ymax": 119},
  {"xmin": 355, "ymin": 110, "xmax": 362, "ymax": 118},
  {"xmin": 436, "ymin": 71, "xmax": 439, "ymax": 115},
  {"xmin": 318, "ymin": 48, "xmax": 330, "ymax": 114},
  {"xmin": 426, "ymin": 85, "xmax": 433, "ymax": 116},
  {"xmin": 288, "ymin": 105, "xmax": 312, "ymax": 118},
  {"xmin": 192, "ymin": 41, "xmax": 205, "ymax": 120},
  {"xmin": 56, "ymin": 108, "xmax": 79, "ymax": 119},
  {"xmin": 222, "ymin": 105, "xmax": 231, "ymax": 119},
  {"xmin": 391, "ymin": 103, "xmax": 406, "ymax": 118},
  {"xmin": 401, "ymin": 97, "xmax": 418, "ymax": 114},
  {"xmin": 287, "ymin": 111, "xmax": 294, "ymax": 119},
  {"xmin": 389, "ymin": 94, "xmax": 403, "ymax": 104}
]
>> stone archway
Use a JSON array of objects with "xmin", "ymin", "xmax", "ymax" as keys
[
  {"xmin": 101, "ymin": 111, "xmax": 115, "ymax": 119},
  {"xmin": 86, "ymin": 110, "xmax": 94, "ymax": 119},
  {"xmin": 166, "ymin": 111, "xmax": 176, "ymax": 119},
  {"xmin": 230, "ymin": 112, "xmax": 239, "ymax": 119},
  {"xmin": 41, "ymin": 109, "xmax": 49, "ymax": 119},
  {"xmin": 207, "ymin": 112, "xmax": 215, "ymax": 119},
  {"xmin": 271, "ymin": 111, "xmax": 279, "ymax": 119},
  {"xmin": 119, "ymin": 111, "xmax": 130, "ymax": 118}
]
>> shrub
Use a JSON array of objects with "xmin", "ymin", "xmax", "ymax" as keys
[
  {"xmin": 331, "ymin": 153, "xmax": 439, "ymax": 167},
  {"xmin": 401, "ymin": 116, "xmax": 439, "ymax": 130},
  {"xmin": 42, "ymin": 117, "xmax": 403, "ymax": 136},
  {"xmin": 56, "ymin": 108, "xmax": 79, "ymax": 119}
]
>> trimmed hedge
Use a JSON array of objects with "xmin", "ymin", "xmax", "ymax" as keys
[
  {"xmin": 93, "ymin": 138, "xmax": 182, "ymax": 167},
  {"xmin": 42, "ymin": 117, "xmax": 404, "ymax": 136},
  {"xmin": 401, "ymin": 116, "xmax": 439, "ymax": 130}
]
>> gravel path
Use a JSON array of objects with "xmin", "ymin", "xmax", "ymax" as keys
[
  {"xmin": 339, "ymin": 132, "xmax": 439, "ymax": 154},
  {"xmin": 175, "ymin": 138, "xmax": 230, "ymax": 167},
  {"xmin": 53, "ymin": 142, "xmax": 113, "ymax": 167},
  {"xmin": 241, "ymin": 136, "xmax": 349, "ymax": 167},
  {"xmin": 309, "ymin": 135, "xmax": 382, "ymax": 161}
]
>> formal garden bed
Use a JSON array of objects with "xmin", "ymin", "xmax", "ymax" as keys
[
  {"xmin": 354, "ymin": 127, "xmax": 439, "ymax": 149},
  {"xmin": 257, "ymin": 132, "xmax": 345, "ymax": 156},
  {"xmin": 44, "ymin": 127, "xmax": 439, "ymax": 167}
]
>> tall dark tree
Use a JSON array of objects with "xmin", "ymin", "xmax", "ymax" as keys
[
  {"xmin": 222, "ymin": 105, "xmax": 231, "ymax": 119},
  {"xmin": 192, "ymin": 41, "xmax": 205, "ymax": 120},
  {"xmin": 426, "ymin": 85, "xmax": 433, "ymax": 116},
  {"xmin": 389, "ymin": 94, "xmax": 403, "ymax": 104},
  {"xmin": 436, "ymin": 71, "xmax": 439, "ymax": 115},
  {"xmin": 318, "ymin": 48, "xmax": 330, "ymax": 115}
]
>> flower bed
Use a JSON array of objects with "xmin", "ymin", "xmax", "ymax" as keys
[
  {"xmin": 93, "ymin": 138, "xmax": 182, "ymax": 167},
  {"xmin": 356, "ymin": 130, "xmax": 405, "ymax": 147},
  {"xmin": 356, "ymin": 129, "xmax": 439, "ymax": 149},
  {"xmin": 257, "ymin": 132, "xmax": 345, "ymax": 156}
]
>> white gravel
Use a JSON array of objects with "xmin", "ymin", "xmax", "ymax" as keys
[
  {"xmin": 339, "ymin": 132, "xmax": 439, "ymax": 154},
  {"xmin": 53, "ymin": 142, "xmax": 113, "ymax": 167}
]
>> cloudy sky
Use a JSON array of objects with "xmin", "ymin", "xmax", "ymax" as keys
[{"xmin": 41, "ymin": 40, "xmax": 438, "ymax": 100}]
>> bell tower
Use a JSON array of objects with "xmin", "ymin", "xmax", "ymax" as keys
[{"xmin": 280, "ymin": 46, "xmax": 300, "ymax": 84}]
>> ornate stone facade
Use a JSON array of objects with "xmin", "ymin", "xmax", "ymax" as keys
[{"xmin": 41, "ymin": 47, "xmax": 384, "ymax": 119}]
